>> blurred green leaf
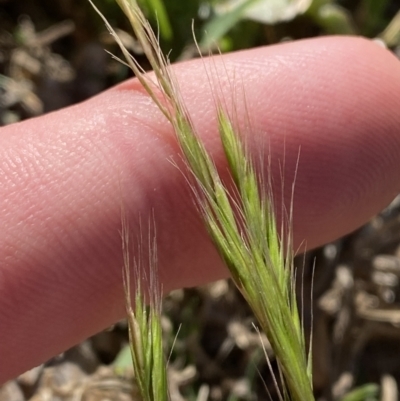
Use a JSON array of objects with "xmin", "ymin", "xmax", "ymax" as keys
[
  {"xmin": 341, "ymin": 384, "xmax": 379, "ymax": 401},
  {"xmin": 139, "ymin": 0, "xmax": 173, "ymax": 40},
  {"xmin": 307, "ymin": 1, "xmax": 357, "ymax": 35},
  {"xmin": 379, "ymin": 9, "xmax": 400, "ymax": 47},
  {"xmin": 113, "ymin": 344, "xmax": 133, "ymax": 374},
  {"xmin": 201, "ymin": 0, "xmax": 313, "ymax": 49},
  {"xmin": 357, "ymin": 0, "xmax": 390, "ymax": 36},
  {"xmin": 200, "ymin": 0, "xmax": 260, "ymax": 49},
  {"xmin": 158, "ymin": 0, "xmax": 203, "ymax": 59}
]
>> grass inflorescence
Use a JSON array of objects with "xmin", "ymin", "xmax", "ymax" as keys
[
  {"xmin": 121, "ymin": 219, "xmax": 168, "ymax": 401},
  {"xmin": 90, "ymin": 1, "xmax": 315, "ymax": 400}
]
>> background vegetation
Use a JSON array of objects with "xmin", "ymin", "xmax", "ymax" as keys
[{"xmin": 0, "ymin": 1, "xmax": 400, "ymax": 401}]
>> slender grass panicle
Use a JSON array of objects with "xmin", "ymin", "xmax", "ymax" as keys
[
  {"xmin": 91, "ymin": 1, "xmax": 315, "ymax": 400},
  {"xmin": 121, "ymin": 220, "xmax": 168, "ymax": 401}
]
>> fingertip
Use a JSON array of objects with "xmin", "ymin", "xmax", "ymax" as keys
[{"xmin": 109, "ymin": 35, "xmax": 400, "ymax": 249}]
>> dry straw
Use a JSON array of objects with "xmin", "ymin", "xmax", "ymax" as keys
[{"xmin": 90, "ymin": 1, "xmax": 315, "ymax": 400}]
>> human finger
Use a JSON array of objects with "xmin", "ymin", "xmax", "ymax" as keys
[{"xmin": 0, "ymin": 36, "xmax": 400, "ymax": 382}]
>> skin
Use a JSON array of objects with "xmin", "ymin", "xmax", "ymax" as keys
[{"xmin": 1, "ymin": 36, "xmax": 400, "ymax": 383}]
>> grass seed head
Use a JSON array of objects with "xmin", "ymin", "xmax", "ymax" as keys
[{"xmin": 91, "ymin": 1, "xmax": 315, "ymax": 400}]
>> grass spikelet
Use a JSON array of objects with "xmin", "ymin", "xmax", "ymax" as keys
[
  {"xmin": 91, "ymin": 1, "xmax": 315, "ymax": 401},
  {"xmin": 121, "ymin": 219, "xmax": 168, "ymax": 401}
]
